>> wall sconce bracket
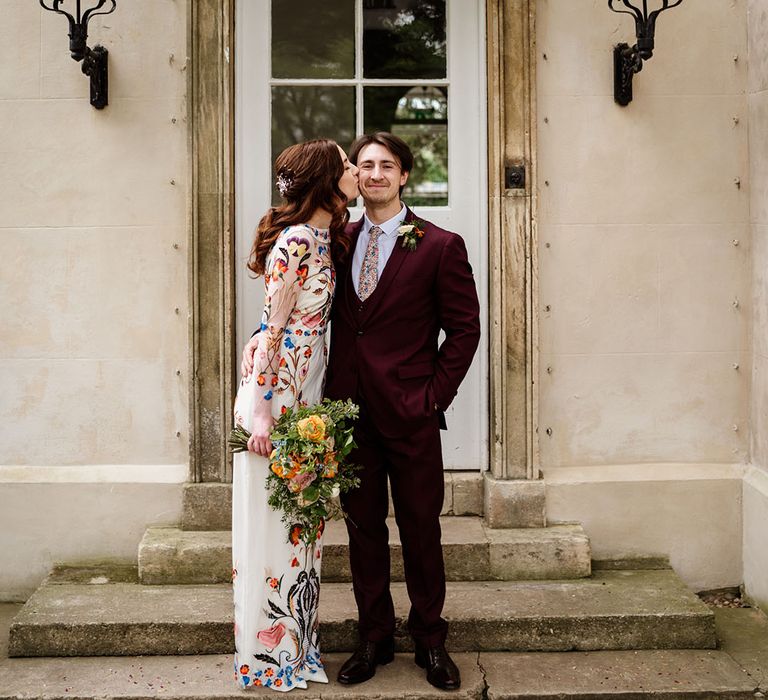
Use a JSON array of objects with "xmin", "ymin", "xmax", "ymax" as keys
[
  {"xmin": 608, "ymin": 0, "xmax": 683, "ymax": 107},
  {"xmin": 40, "ymin": 0, "xmax": 117, "ymax": 109}
]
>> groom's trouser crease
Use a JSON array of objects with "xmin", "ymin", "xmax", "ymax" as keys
[{"xmin": 343, "ymin": 402, "xmax": 448, "ymax": 649}]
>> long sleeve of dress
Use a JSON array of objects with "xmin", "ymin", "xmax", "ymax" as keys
[{"xmin": 250, "ymin": 230, "xmax": 314, "ymax": 420}]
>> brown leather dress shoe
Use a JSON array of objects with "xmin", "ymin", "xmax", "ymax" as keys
[
  {"xmin": 414, "ymin": 643, "xmax": 461, "ymax": 690},
  {"xmin": 337, "ymin": 637, "xmax": 395, "ymax": 685}
]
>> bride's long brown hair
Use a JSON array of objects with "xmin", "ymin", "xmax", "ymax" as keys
[{"xmin": 248, "ymin": 139, "xmax": 352, "ymax": 276}]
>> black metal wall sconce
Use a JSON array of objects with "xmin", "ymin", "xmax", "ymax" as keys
[
  {"xmin": 608, "ymin": 0, "xmax": 683, "ymax": 106},
  {"xmin": 40, "ymin": 0, "xmax": 117, "ymax": 109}
]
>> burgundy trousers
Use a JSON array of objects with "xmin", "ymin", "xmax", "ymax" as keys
[{"xmin": 341, "ymin": 402, "xmax": 448, "ymax": 648}]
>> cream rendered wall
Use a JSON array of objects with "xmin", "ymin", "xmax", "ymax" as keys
[
  {"xmin": 0, "ymin": 1, "xmax": 188, "ymax": 599},
  {"xmin": 537, "ymin": 0, "xmax": 749, "ymax": 589},
  {"xmin": 745, "ymin": 0, "xmax": 768, "ymax": 610}
]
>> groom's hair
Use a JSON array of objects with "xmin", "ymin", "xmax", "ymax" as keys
[{"xmin": 349, "ymin": 132, "xmax": 414, "ymax": 196}]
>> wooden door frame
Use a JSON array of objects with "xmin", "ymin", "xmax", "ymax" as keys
[{"xmin": 187, "ymin": 0, "xmax": 538, "ymax": 485}]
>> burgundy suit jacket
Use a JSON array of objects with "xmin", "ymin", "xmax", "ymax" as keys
[{"xmin": 324, "ymin": 208, "xmax": 481, "ymax": 439}]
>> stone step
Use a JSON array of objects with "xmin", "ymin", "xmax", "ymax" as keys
[
  {"xmin": 3, "ymin": 603, "xmax": 764, "ymax": 700},
  {"xmin": 138, "ymin": 519, "xmax": 592, "ymax": 585},
  {"xmin": 8, "ymin": 569, "xmax": 715, "ymax": 658},
  {"xmin": 0, "ymin": 650, "xmax": 757, "ymax": 699},
  {"xmin": 181, "ymin": 471, "xmax": 484, "ymax": 530}
]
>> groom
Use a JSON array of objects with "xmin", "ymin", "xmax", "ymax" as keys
[
  {"xmin": 326, "ymin": 132, "xmax": 480, "ymax": 690},
  {"xmin": 242, "ymin": 132, "xmax": 480, "ymax": 690}
]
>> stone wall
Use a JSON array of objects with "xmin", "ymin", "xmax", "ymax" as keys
[
  {"xmin": 537, "ymin": 0, "xmax": 749, "ymax": 589},
  {"xmin": 744, "ymin": 0, "xmax": 768, "ymax": 610},
  {"xmin": 0, "ymin": 1, "xmax": 188, "ymax": 599}
]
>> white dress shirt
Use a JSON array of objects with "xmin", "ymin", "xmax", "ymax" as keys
[{"xmin": 351, "ymin": 204, "xmax": 407, "ymax": 296}]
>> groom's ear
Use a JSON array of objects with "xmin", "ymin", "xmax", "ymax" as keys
[{"xmin": 400, "ymin": 170, "xmax": 409, "ymax": 188}]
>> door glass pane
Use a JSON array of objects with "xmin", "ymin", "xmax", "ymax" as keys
[
  {"xmin": 364, "ymin": 86, "xmax": 448, "ymax": 206},
  {"xmin": 272, "ymin": 0, "xmax": 355, "ymax": 79},
  {"xmin": 271, "ymin": 86, "xmax": 356, "ymax": 202},
  {"xmin": 363, "ymin": 0, "xmax": 446, "ymax": 79}
]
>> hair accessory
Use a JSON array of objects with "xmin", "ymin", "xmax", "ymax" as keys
[{"xmin": 276, "ymin": 172, "xmax": 293, "ymax": 197}]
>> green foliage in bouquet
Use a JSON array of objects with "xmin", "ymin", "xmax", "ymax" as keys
[{"xmin": 229, "ymin": 399, "xmax": 360, "ymax": 546}]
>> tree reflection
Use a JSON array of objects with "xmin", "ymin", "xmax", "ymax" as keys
[
  {"xmin": 272, "ymin": 0, "xmax": 355, "ymax": 79},
  {"xmin": 364, "ymin": 0, "xmax": 446, "ymax": 79},
  {"xmin": 365, "ymin": 86, "xmax": 448, "ymax": 206},
  {"xmin": 271, "ymin": 87, "xmax": 356, "ymax": 203}
]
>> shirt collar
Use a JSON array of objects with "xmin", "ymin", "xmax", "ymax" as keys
[{"xmin": 363, "ymin": 203, "xmax": 407, "ymax": 238}]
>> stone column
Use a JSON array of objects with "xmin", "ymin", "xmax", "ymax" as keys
[
  {"xmin": 188, "ymin": 0, "xmax": 236, "ymax": 484},
  {"xmin": 485, "ymin": 0, "xmax": 544, "ymax": 527}
]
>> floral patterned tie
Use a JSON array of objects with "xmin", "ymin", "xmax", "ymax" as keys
[{"xmin": 358, "ymin": 225, "xmax": 383, "ymax": 301}]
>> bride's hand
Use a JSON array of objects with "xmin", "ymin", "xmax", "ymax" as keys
[
  {"xmin": 247, "ymin": 412, "xmax": 274, "ymax": 457},
  {"xmin": 241, "ymin": 333, "xmax": 260, "ymax": 378}
]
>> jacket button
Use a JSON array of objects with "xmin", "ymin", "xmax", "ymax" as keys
[{"xmin": 357, "ymin": 330, "xmax": 364, "ymax": 336}]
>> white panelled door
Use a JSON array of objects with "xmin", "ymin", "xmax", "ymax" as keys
[{"xmin": 236, "ymin": 0, "xmax": 487, "ymax": 470}]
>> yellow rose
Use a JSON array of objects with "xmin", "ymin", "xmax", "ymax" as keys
[{"xmin": 297, "ymin": 415, "xmax": 326, "ymax": 442}]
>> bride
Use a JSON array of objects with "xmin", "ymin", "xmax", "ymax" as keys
[{"xmin": 232, "ymin": 139, "xmax": 359, "ymax": 691}]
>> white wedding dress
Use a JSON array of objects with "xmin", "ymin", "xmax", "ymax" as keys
[{"xmin": 232, "ymin": 224, "xmax": 335, "ymax": 692}]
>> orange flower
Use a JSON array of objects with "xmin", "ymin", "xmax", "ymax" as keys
[
  {"xmin": 270, "ymin": 462, "xmax": 290, "ymax": 480},
  {"xmin": 268, "ymin": 577, "xmax": 279, "ymax": 589},
  {"xmin": 239, "ymin": 664, "xmax": 250, "ymax": 675},
  {"xmin": 322, "ymin": 452, "xmax": 338, "ymax": 478},
  {"xmin": 289, "ymin": 525, "xmax": 303, "ymax": 545},
  {"xmin": 256, "ymin": 374, "xmax": 266, "ymax": 386},
  {"xmin": 304, "ymin": 347, "xmax": 313, "ymax": 359},
  {"xmin": 271, "ymin": 375, "xmax": 279, "ymax": 386},
  {"xmin": 291, "ymin": 557, "xmax": 300, "ymax": 567},
  {"xmin": 264, "ymin": 667, "xmax": 275, "ymax": 678},
  {"xmin": 274, "ymin": 679, "xmax": 283, "ymax": 687},
  {"xmin": 254, "ymin": 678, "xmax": 262, "ymax": 686},
  {"xmin": 297, "ymin": 415, "xmax": 326, "ymax": 441}
]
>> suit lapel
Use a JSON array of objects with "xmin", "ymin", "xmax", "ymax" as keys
[{"xmin": 343, "ymin": 218, "xmax": 365, "ymax": 315}]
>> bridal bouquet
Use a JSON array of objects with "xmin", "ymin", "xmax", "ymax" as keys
[{"xmin": 229, "ymin": 399, "xmax": 360, "ymax": 545}]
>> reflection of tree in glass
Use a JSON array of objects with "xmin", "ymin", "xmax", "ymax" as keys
[
  {"xmin": 271, "ymin": 87, "xmax": 355, "ymax": 203},
  {"xmin": 272, "ymin": 0, "xmax": 355, "ymax": 79},
  {"xmin": 364, "ymin": 0, "xmax": 446, "ymax": 79},
  {"xmin": 396, "ymin": 86, "xmax": 447, "ymax": 121},
  {"xmin": 397, "ymin": 125, "xmax": 448, "ymax": 207},
  {"xmin": 365, "ymin": 86, "xmax": 448, "ymax": 206}
]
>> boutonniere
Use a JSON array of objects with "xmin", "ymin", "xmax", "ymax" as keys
[{"xmin": 396, "ymin": 219, "xmax": 426, "ymax": 251}]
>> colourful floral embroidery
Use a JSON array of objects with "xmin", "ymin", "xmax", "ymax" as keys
[
  {"xmin": 289, "ymin": 525, "xmax": 303, "ymax": 546},
  {"xmin": 257, "ymin": 622, "xmax": 286, "ymax": 650},
  {"xmin": 234, "ymin": 223, "xmax": 332, "ymax": 692}
]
